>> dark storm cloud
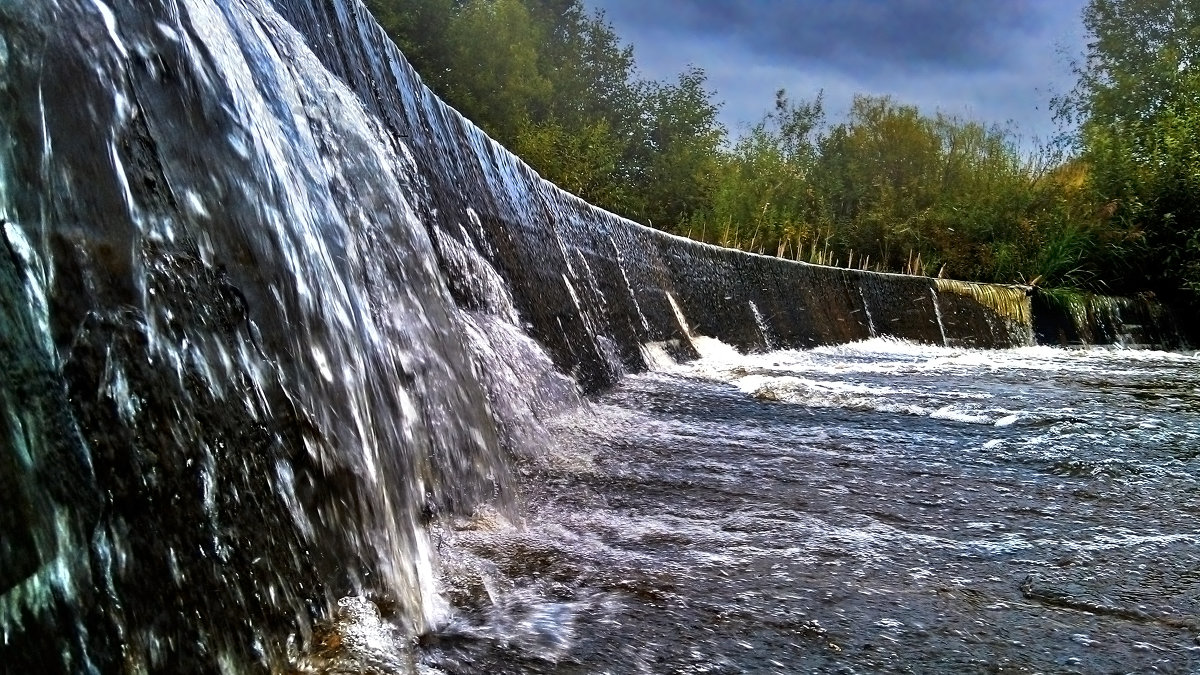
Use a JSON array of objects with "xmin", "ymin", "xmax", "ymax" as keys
[
  {"xmin": 581, "ymin": 0, "xmax": 1088, "ymax": 148},
  {"xmin": 587, "ymin": 0, "xmax": 1037, "ymax": 74}
]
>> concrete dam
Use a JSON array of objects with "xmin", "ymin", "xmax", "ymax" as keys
[{"xmin": 0, "ymin": 0, "xmax": 1066, "ymax": 671}]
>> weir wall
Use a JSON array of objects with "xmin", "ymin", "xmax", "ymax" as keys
[
  {"xmin": 271, "ymin": 0, "xmax": 1034, "ymax": 394},
  {"xmin": 1033, "ymin": 290, "xmax": 1191, "ymax": 349},
  {"xmin": 1, "ymin": 0, "xmax": 1034, "ymax": 671}
]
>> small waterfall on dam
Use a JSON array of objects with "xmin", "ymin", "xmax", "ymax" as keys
[
  {"xmin": 2, "ymin": 0, "xmax": 1049, "ymax": 671},
  {"xmin": 1031, "ymin": 289, "xmax": 1189, "ymax": 348},
  {"xmin": 748, "ymin": 300, "xmax": 776, "ymax": 351},
  {"xmin": 0, "ymin": 0, "xmax": 566, "ymax": 669},
  {"xmin": 930, "ymin": 287, "xmax": 949, "ymax": 347}
]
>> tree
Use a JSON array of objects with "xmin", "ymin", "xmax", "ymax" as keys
[
  {"xmin": 365, "ymin": 0, "xmax": 702, "ymax": 223},
  {"xmin": 815, "ymin": 96, "xmax": 943, "ymax": 269},
  {"xmin": 634, "ymin": 67, "xmax": 726, "ymax": 230},
  {"xmin": 1058, "ymin": 0, "xmax": 1200, "ymax": 302},
  {"xmin": 512, "ymin": 117, "xmax": 626, "ymax": 205},
  {"xmin": 363, "ymin": 0, "xmax": 457, "ymax": 89},
  {"xmin": 514, "ymin": 4, "xmax": 645, "ymax": 214},
  {"xmin": 696, "ymin": 90, "xmax": 826, "ymax": 255},
  {"xmin": 441, "ymin": 0, "xmax": 553, "ymax": 142}
]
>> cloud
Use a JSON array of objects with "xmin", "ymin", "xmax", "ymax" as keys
[
  {"xmin": 582, "ymin": 0, "xmax": 1088, "ymax": 148},
  {"xmin": 591, "ymin": 0, "xmax": 1036, "ymax": 73}
]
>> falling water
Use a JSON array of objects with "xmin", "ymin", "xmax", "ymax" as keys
[
  {"xmin": 0, "ymin": 0, "xmax": 1138, "ymax": 672},
  {"xmin": 608, "ymin": 234, "xmax": 653, "ymax": 335},
  {"xmin": 666, "ymin": 291, "xmax": 696, "ymax": 344},
  {"xmin": 858, "ymin": 286, "xmax": 878, "ymax": 338},
  {"xmin": 1033, "ymin": 290, "xmax": 1188, "ymax": 348},
  {"xmin": 749, "ymin": 299, "xmax": 776, "ymax": 351},
  {"xmin": 930, "ymin": 287, "xmax": 949, "ymax": 347},
  {"xmin": 0, "ymin": 0, "xmax": 538, "ymax": 669},
  {"xmin": 403, "ymin": 338, "xmax": 1200, "ymax": 673}
]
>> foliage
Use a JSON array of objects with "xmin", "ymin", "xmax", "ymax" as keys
[
  {"xmin": 692, "ymin": 94, "xmax": 1107, "ymax": 287},
  {"xmin": 366, "ymin": 0, "xmax": 725, "ymax": 224},
  {"xmin": 693, "ymin": 90, "xmax": 827, "ymax": 255},
  {"xmin": 633, "ymin": 67, "xmax": 726, "ymax": 229},
  {"xmin": 1057, "ymin": 0, "xmax": 1200, "ymax": 304},
  {"xmin": 365, "ymin": 0, "xmax": 1198, "ymax": 307}
]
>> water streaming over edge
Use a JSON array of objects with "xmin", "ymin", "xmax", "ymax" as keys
[
  {"xmin": 420, "ymin": 338, "xmax": 1200, "ymax": 673},
  {"xmin": 0, "ymin": 0, "xmax": 1179, "ymax": 671},
  {"xmin": 0, "ymin": 0, "xmax": 566, "ymax": 668}
]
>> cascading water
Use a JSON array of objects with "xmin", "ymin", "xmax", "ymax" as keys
[
  {"xmin": 607, "ymin": 234, "xmax": 652, "ymax": 335},
  {"xmin": 858, "ymin": 287, "xmax": 878, "ymax": 338},
  {"xmin": 749, "ymin": 299, "xmax": 776, "ymax": 351},
  {"xmin": 476, "ymin": 339, "xmax": 1199, "ymax": 673},
  {"xmin": 2, "ymin": 0, "xmax": 1132, "ymax": 672},
  {"xmin": 930, "ymin": 287, "xmax": 949, "ymax": 347},
  {"xmin": 0, "ymin": 0, "xmax": 538, "ymax": 669},
  {"xmin": 1032, "ymin": 289, "xmax": 1189, "ymax": 348}
]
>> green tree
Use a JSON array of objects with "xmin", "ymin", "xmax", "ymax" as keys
[
  {"xmin": 440, "ymin": 0, "xmax": 553, "ymax": 142},
  {"xmin": 634, "ymin": 67, "xmax": 726, "ymax": 230},
  {"xmin": 363, "ymin": 0, "xmax": 1123, "ymax": 296},
  {"xmin": 695, "ymin": 90, "xmax": 826, "ymax": 255},
  {"xmin": 1059, "ymin": 0, "xmax": 1200, "ymax": 303},
  {"xmin": 515, "ymin": 3, "xmax": 645, "ymax": 213},
  {"xmin": 365, "ymin": 0, "xmax": 697, "ymax": 222},
  {"xmin": 815, "ymin": 96, "xmax": 944, "ymax": 269},
  {"xmin": 364, "ymin": 0, "xmax": 457, "ymax": 91},
  {"xmin": 512, "ymin": 117, "xmax": 626, "ymax": 205},
  {"xmin": 806, "ymin": 96, "xmax": 1090, "ymax": 284}
]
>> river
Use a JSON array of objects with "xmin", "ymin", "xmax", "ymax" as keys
[
  {"xmin": 394, "ymin": 339, "xmax": 1200, "ymax": 673},
  {"xmin": 2, "ymin": 1, "xmax": 1195, "ymax": 671}
]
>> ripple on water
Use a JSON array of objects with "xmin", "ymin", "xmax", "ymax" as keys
[{"xmin": 376, "ymin": 340, "xmax": 1200, "ymax": 672}]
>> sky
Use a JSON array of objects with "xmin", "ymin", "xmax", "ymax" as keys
[{"xmin": 579, "ymin": 0, "xmax": 1090, "ymax": 151}]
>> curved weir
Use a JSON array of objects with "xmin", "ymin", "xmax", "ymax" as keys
[{"xmin": 0, "ymin": 0, "xmax": 1087, "ymax": 672}]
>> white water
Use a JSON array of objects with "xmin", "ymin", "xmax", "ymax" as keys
[
  {"xmin": 0, "ymin": 0, "xmax": 1180, "ymax": 672},
  {"xmin": 858, "ymin": 287, "xmax": 878, "ymax": 338},
  {"xmin": 749, "ymin": 299, "xmax": 776, "ymax": 350},
  {"xmin": 421, "ymin": 338, "xmax": 1200, "ymax": 672},
  {"xmin": 930, "ymin": 287, "xmax": 949, "ymax": 347}
]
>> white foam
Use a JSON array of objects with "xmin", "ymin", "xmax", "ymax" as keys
[
  {"xmin": 662, "ymin": 337, "xmax": 1067, "ymax": 422},
  {"xmin": 690, "ymin": 336, "xmax": 743, "ymax": 364},
  {"xmin": 930, "ymin": 406, "xmax": 995, "ymax": 425},
  {"xmin": 639, "ymin": 342, "xmax": 679, "ymax": 372}
]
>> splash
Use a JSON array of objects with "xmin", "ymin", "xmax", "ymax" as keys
[{"xmin": 0, "ymin": 0, "xmax": 1043, "ymax": 670}]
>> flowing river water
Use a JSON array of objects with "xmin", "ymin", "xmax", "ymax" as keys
[
  {"xmin": 368, "ymin": 338, "xmax": 1200, "ymax": 674},
  {"xmin": 1, "ymin": 2, "xmax": 1196, "ymax": 672}
]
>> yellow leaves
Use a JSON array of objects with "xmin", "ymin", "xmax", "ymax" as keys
[{"xmin": 1045, "ymin": 158, "xmax": 1090, "ymax": 194}]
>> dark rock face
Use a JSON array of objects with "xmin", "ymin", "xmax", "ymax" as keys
[
  {"xmin": 1032, "ymin": 290, "xmax": 1191, "ymax": 349},
  {"xmin": 1, "ymin": 0, "xmax": 1032, "ymax": 671}
]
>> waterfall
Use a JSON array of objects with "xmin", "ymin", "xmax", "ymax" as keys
[
  {"xmin": 858, "ymin": 286, "xmax": 879, "ymax": 338},
  {"xmin": 609, "ymin": 234, "xmax": 653, "ymax": 335},
  {"xmin": 749, "ymin": 300, "xmax": 776, "ymax": 351},
  {"xmin": 930, "ymin": 288, "xmax": 949, "ymax": 347},
  {"xmin": 666, "ymin": 291, "xmax": 696, "ymax": 343},
  {"xmin": 0, "ymin": 0, "xmax": 1039, "ymax": 670},
  {"xmin": 1032, "ymin": 289, "xmax": 1188, "ymax": 348}
]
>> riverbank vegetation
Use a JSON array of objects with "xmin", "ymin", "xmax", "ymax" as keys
[{"xmin": 366, "ymin": 0, "xmax": 1199, "ymax": 312}]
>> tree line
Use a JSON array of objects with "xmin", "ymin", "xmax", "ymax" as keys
[
  {"xmin": 367, "ymin": 0, "xmax": 722, "ymax": 228},
  {"xmin": 367, "ymin": 0, "xmax": 1199, "ymax": 312}
]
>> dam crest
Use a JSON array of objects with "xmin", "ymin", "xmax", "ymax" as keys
[{"xmin": 3, "ymin": 0, "xmax": 1045, "ymax": 670}]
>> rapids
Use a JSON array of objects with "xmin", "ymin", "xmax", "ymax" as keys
[
  {"xmin": 0, "ymin": 0, "xmax": 1193, "ymax": 672},
  {"xmin": 419, "ymin": 339, "xmax": 1200, "ymax": 673}
]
